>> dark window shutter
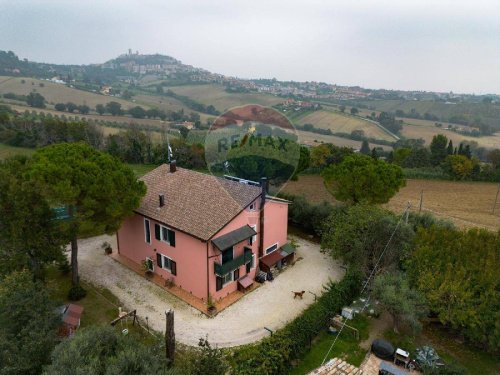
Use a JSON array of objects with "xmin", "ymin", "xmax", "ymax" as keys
[
  {"xmin": 170, "ymin": 260, "xmax": 177, "ymax": 276},
  {"xmin": 233, "ymin": 268, "xmax": 240, "ymax": 281},
  {"xmin": 216, "ymin": 276, "xmax": 223, "ymax": 291},
  {"xmin": 156, "ymin": 253, "xmax": 162, "ymax": 268},
  {"xmin": 169, "ymin": 230, "xmax": 176, "ymax": 247},
  {"xmin": 155, "ymin": 224, "xmax": 161, "ymax": 241}
]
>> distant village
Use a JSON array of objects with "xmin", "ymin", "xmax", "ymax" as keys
[{"xmin": 90, "ymin": 50, "xmax": 495, "ymax": 103}]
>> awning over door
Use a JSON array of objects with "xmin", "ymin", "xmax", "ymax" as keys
[{"xmin": 260, "ymin": 243, "xmax": 296, "ymax": 268}]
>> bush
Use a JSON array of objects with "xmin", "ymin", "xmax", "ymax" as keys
[
  {"xmin": 230, "ymin": 271, "xmax": 361, "ymax": 374},
  {"xmin": 278, "ymin": 192, "xmax": 336, "ymax": 236},
  {"xmin": 68, "ymin": 284, "xmax": 87, "ymax": 301},
  {"xmin": 57, "ymin": 258, "xmax": 71, "ymax": 275}
]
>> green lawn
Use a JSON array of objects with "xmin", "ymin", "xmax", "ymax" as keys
[
  {"xmin": 126, "ymin": 163, "xmax": 158, "ymax": 177},
  {"xmin": 0, "ymin": 143, "xmax": 34, "ymax": 160},
  {"xmin": 46, "ymin": 265, "xmax": 120, "ymax": 327},
  {"xmin": 45, "ymin": 264, "xmax": 159, "ymax": 345},
  {"xmin": 290, "ymin": 315, "xmax": 370, "ymax": 375}
]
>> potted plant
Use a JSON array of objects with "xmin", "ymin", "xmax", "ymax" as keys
[
  {"xmin": 142, "ymin": 258, "xmax": 154, "ymax": 277},
  {"xmin": 101, "ymin": 241, "xmax": 112, "ymax": 255}
]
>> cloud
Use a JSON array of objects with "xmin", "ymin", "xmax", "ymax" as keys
[{"xmin": 0, "ymin": 0, "xmax": 498, "ymax": 93}]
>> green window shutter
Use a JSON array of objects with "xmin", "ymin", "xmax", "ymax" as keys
[
  {"xmin": 216, "ymin": 276, "xmax": 223, "ymax": 291},
  {"xmin": 156, "ymin": 253, "xmax": 162, "ymax": 268},
  {"xmin": 168, "ymin": 230, "xmax": 176, "ymax": 247},
  {"xmin": 155, "ymin": 224, "xmax": 161, "ymax": 241},
  {"xmin": 170, "ymin": 260, "xmax": 177, "ymax": 276}
]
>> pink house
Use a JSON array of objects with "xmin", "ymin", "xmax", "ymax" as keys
[{"xmin": 116, "ymin": 162, "xmax": 293, "ymax": 302}]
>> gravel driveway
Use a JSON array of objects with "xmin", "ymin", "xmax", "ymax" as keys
[{"xmin": 77, "ymin": 234, "xmax": 344, "ymax": 347}]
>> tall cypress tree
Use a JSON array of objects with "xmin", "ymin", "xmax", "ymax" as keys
[
  {"xmin": 447, "ymin": 140, "xmax": 454, "ymax": 155},
  {"xmin": 360, "ymin": 140, "xmax": 371, "ymax": 155}
]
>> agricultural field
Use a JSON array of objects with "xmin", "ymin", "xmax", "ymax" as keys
[
  {"xmin": 0, "ymin": 76, "xmax": 135, "ymax": 109},
  {"xmin": 399, "ymin": 117, "xmax": 500, "ymax": 149},
  {"xmin": 283, "ymin": 174, "xmax": 500, "ymax": 230},
  {"xmin": 167, "ymin": 84, "xmax": 283, "ymax": 112},
  {"xmin": 354, "ymin": 99, "xmax": 500, "ymax": 127},
  {"xmin": 290, "ymin": 109, "xmax": 396, "ymax": 142},
  {"xmin": 296, "ymin": 130, "xmax": 393, "ymax": 150}
]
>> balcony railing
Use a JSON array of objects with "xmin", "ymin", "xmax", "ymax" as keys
[{"xmin": 214, "ymin": 249, "xmax": 253, "ymax": 276}]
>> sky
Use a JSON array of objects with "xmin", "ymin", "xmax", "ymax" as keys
[{"xmin": 0, "ymin": 0, "xmax": 499, "ymax": 94}]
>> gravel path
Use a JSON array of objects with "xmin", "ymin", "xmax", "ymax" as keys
[{"xmin": 77, "ymin": 234, "xmax": 344, "ymax": 347}]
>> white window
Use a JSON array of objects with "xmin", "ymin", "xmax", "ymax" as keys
[
  {"xmin": 248, "ymin": 225, "xmax": 257, "ymax": 245},
  {"xmin": 158, "ymin": 253, "xmax": 176, "ymax": 275},
  {"xmin": 144, "ymin": 219, "xmax": 151, "ymax": 244},
  {"xmin": 265, "ymin": 243, "xmax": 278, "ymax": 255},
  {"xmin": 156, "ymin": 224, "xmax": 176, "ymax": 247},
  {"xmin": 249, "ymin": 202, "xmax": 256, "ymax": 211}
]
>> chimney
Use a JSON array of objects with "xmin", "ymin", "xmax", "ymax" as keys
[
  {"xmin": 170, "ymin": 160, "xmax": 176, "ymax": 173},
  {"xmin": 260, "ymin": 177, "xmax": 267, "ymax": 208},
  {"xmin": 159, "ymin": 194, "xmax": 165, "ymax": 207},
  {"xmin": 259, "ymin": 177, "xmax": 267, "ymax": 258}
]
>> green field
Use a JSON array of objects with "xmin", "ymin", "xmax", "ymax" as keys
[
  {"xmin": 168, "ymin": 84, "xmax": 283, "ymax": 112},
  {"xmin": 0, "ymin": 143, "xmax": 34, "ymax": 159}
]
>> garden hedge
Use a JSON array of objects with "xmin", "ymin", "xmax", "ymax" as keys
[{"xmin": 230, "ymin": 270, "xmax": 361, "ymax": 374}]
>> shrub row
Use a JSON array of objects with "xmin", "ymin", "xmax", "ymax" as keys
[
  {"xmin": 278, "ymin": 192, "xmax": 337, "ymax": 236},
  {"xmin": 230, "ymin": 271, "xmax": 361, "ymax": 375}
]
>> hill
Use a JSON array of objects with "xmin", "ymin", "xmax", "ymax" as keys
[
  {"xmin": 353, "ymin": 98, "xmax": 500, "ymax": 131},
  {"xmin": 0, "ymin": 76, "xmax": 135, "ymax": 109},
  {"xmin": 289, "ymin": 109, "xmax": 395, "ymax": 142},
  {"xmin": 167, "ymin": 84, "xmax": 282, "ymax": 112}
]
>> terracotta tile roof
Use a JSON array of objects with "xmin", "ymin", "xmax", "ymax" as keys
[
  {"xmin": 308, "ymin": 358, "xmax": 362, "ymax": 375},
  {"xmin": 136, "ymin": 164, "xmax": 261, "ymax": 240}
]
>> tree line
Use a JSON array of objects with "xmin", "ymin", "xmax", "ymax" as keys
[
  {"xmin": 391, "ymin": 134, "xmax": 500, "ymax": 181},
  {"xmin": 0, "ymin": 106, "xmax": 206, "ymax": 169}
]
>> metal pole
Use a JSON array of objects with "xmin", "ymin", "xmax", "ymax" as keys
[
  {"xmin": 493, "ymin": 184, "xmax": 500, "ymax": 215},
  {"xmin": 419, "ymin": 190, "xmax": 424, "ymax": 214}
]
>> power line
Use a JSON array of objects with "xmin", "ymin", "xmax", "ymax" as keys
[{"xmin": 320, "ymin": 202, "xmax": 412, "ymax": 367}]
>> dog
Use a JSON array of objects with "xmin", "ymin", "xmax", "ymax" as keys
[{"xmin": 292, "ymin": 290, "xmax": 305, "ymax": 299}]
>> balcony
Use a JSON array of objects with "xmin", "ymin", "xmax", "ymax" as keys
[{"xmin": 214, "ymin": 249, "xmax": 253, "ymax": 276}]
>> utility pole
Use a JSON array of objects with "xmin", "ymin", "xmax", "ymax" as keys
[
  {"xmin": 165, "ymin": 309, "xmax": 175, "ymax": 364},
  {"xmin": 419, "ymin": 190, "xmax": 424, "ymax": 214},
  {"xmin": 493, "ymin": 184, "xmax": 500, "ymax": 215}
]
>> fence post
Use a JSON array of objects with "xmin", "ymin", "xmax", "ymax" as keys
[{"xmin": 165, "ymin": 309, "xmax": 175, "ymax": 364}]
